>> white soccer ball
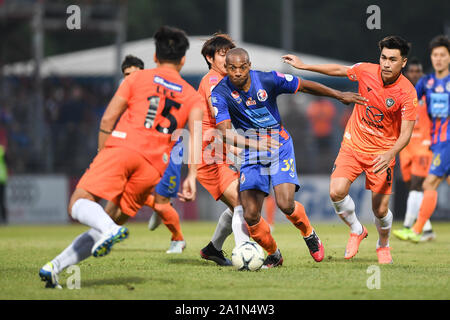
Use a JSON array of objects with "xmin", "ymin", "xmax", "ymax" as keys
[{"xmin": 231, "ymin": 241, "xmax": 265, "ymax": 271}]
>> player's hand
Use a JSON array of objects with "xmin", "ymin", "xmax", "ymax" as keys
[
  {"xmin": 338, "ymin": 92, "xmax": 368, "ymax": 106},
  {"xmin": 257, "ymin": 136, "xmax": 282, "ymax": 152},
  {"xmin": 177, "ymin": 173, "xmax": 197, "ymax": 202},
  {"xmin": 281, "ymin": 54, "xmax": 306, "ymax": 69},
  {"xmin": 372, "ymin": 151, "xmax": 394, "ymax": 174}
]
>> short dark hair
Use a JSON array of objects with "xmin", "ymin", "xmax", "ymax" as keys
[
  {"xmin": 121, "ymin": 55, "xmax": 144, "ymax": 74},
  {"xmin": 201, "ymin": 33, "xmax": 236, "ymax": 69},
  {"xmin": 429, "ymin": 35, "xmax": 450, "ymax": 54},
  {"xmin": 378, "ymin": 35, "xmax": 411, "ymax": 58},
  {"xmin": 153, "ymin": 25, "xmax": 189, "ymax": 64},
  {"xmin": 405, "ymin": 57, "xmax": 422, "ymax": 71}
]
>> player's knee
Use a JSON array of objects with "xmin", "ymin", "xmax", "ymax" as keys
[
  {"xmin": 329, "ymin": 188, "xmax": 347, "ymax": 202},
  {"xmin": 243, "ymin": 210, "xmax": 260, "ymax": 226},
  {"xmin": 372, "ymin": 205, "xmax": 388, "ymax": 219},
  {"xmin": 277, "ymin": 200, "xmax": 295, "ymax": 215}
]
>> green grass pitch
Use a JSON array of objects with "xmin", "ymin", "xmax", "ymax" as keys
[{"xmin": 0, "ymin": 221, "xmax": 449, "ymax": 300}]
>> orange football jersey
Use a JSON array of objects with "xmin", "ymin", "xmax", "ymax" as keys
[
  {"xmin": 197, "ymin": 68, "xmax": 228, "ymax": 165},
  {"xmin": 106, "ymin": 66, "xmax": 203, "ymax": 175},
  {"xmin": 343, "ymin": 63, "xmax": 417, "ymax": 154}
]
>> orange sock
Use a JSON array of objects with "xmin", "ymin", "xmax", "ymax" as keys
[
  {"xmin": 265, "ymin": 195, "xmax": 276, "ymax": 226},
  {"xmin": 413, "ymin": 190, "xmax": 438, "ymax": 234},
  {"xmin": 153, "ymin": 202, "xmax": 184, "ymax": 241},
  {"xmin": 285, "ymin": 201, "xmax": 313, "ymax": 237},
  {"xmin": 247, "ymin": 217, "xmax": 277, "ymax": 255}
]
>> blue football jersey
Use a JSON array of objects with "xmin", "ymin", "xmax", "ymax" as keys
[
  {"xmin": 415, "ymin": 73, "xmax": 450, "ymax": 145},
  {"xmin": 211, "ymin": 70, "xmax": 300, "ymax": 143}
]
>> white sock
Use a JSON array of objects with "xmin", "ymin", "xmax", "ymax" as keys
[
  {"xmin": 404, "ymin": 190, "xmax": 423, "ymax": 228},
  {"xmin": 332, "ymin": 195, "xmax": 363, "ymax": 235},
  {"xmin": 51, "ymin": 228, "xmax": 102, "ymax": 274},
  {"xmin": 71, "ymin": 199, "xmax": 118, "ymax": 234},
  {"xmin": 423, "ymin": 219, "xmax": 433, "ymax": 233},
  {"xmin": 211, "ymin": 208, "xmax": 233, "ymax": 251},
  {"xmin": 375, "ymin": 209, "xmax": 393, "ymax": 248},
  {"xmin": 232, "ymin": 205, "xmax": 250, "ymax": 246}
]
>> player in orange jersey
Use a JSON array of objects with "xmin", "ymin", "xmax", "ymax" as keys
[
  {"xmin": 102, "ymin": 54, "xmax": 187, "ymax": 254},
  {"xmin": 39, "ymin": 26, "xmax": 203, "ymax": 288},
  {"xmin": 196, "ymin": 33, "xmax": 251, "ymax": 266},
  {"xmin": 393, "ymin": 58, "xmax": 435, "ymax": 242},
  {"xmin": 284, "ymin": 35, "xmax": 417, "ymax": 264}
]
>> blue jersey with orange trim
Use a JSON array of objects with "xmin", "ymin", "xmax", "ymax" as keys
[
  {"xmin": 211, "ymin": 70, "xmax": 300, "ymax": 144},
  {"xmin": 415, "ymin": 73, "xmax": 450, "ymax": 146}
]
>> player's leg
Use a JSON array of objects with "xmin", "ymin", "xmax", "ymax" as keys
[
  {"xmin": 411, "ymin": 174, "xmax": 444, "ymax": 239},
  {"xmin": 264, "ymin": 194, "xmax": 276, "ymax": 229},
  {"xmin": 371, "ymin": 192, "xmax": 393, "ymax": 264},
  {"xmin": 330, "ymin": 146, "xmax": 367, "ymax": 259},
  {"xmin": 40, "ymin": 193, "xmax": 130, "ymax": 289},
  {"xmin": 410, "ymin": 146, "xmax": 449, "ymax": 241},
  {"xmin": 273, "ymin": 182, "xmax": 324, "ymax": 262},
  {"xmin": 241, "ymin": 188, "xmax": 282, "ymax": 268},
  {"xmin": 198, "ymin": 164, "xmax": 247, "ymax": 265}
]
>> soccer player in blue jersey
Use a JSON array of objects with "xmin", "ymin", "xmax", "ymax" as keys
[
  {"xmin": 211, "ymin": 48, "xmax": 368, "ymax": 267},
  {"xmin": 401, "ymin": 35, "xmax": 450, "ymax": 242}
]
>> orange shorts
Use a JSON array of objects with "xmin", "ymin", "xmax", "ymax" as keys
[
  {"xmin": 77, "ymin": 146, "xmax": 160, "ymax": 217},
  {"xmin": 197, "ymin": 163, "xmax": 239, "ymax": 200},
  {"xmin": 332, "ymin": 144, "xmax": 395, "ymax": 195},
  {"xmin": 399, "ymin": 145, "xmax": 432, "ymax": 182}
]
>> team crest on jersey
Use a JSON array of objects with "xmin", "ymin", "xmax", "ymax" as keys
[
  {"xmin": 246, "ymin": 97, "xmax": 257, "ymax": 106},
  {"xmin": 257, "ymin": 89, "xmax": 268, "ymax": 102},
  {"xmin": 231, "ymin": 91, "xmax": 240, "ymax": 99},
  {"xmin": 426, "ymin": 78, "xmax": 434, "ymax": 89},
  {"xmin": 435, "ymin": 85, "xmax": 444, "ymax": 93},
  {"xmin": 446, "ymin": 81, "xmax": 450, "ymax": 92},
  {"xmin": 385, "ymin": 98, "xmax": 395, "ymax": 108}
]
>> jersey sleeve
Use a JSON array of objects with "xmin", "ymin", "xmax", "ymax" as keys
[
  {"xmin": 415, "ymin": 76, "xmax": 426, "ymax": 99},
  {"xmin": 401, "ymin": 90, "xmax": 418, "ymax": 121},
  {"xmin": 346, "ymin": 62, "xmax": 366, "ymax": 82},
  {"xmin": 211, "ymin": 89, "xmax": 230, "ymax": 125},
  {"xmin": 272, "ymin": 71, "xmax": 301, "ymax": 95}
]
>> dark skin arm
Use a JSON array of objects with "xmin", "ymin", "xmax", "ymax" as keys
[{"xmin": 299, "ymin": 79, "xmax": 368, "ymax": 106}]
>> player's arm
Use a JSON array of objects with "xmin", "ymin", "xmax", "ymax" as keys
[
  {"xmin": 299, "ymin": 79, "xmax": 368, "ymax": 106},
  {"xmin": 178, "ymin": 106, "xmax": 203, "ymax": 202},
  {"xmin": 216, "ymin": 120, "xmax": 280, "ymax": 152},
  {"xmin": 282, "ymin": 54, "xmax": 349, "ymax": 77},
  {"xmin": 372, "ymin": 119, "xmax": 415, "ymax": 174},
  {"xmin": 98, "ymin": 95, "xmax": 128, "ymax": 151}
]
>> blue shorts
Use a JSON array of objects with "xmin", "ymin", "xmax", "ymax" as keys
[
  {"xmin": 429, "ymin": 142, "xmax": 450, "ymax": 177},
  {"xmin": 239, "ymin": 137, "xmax": 300, "ymax": 194},
  {"xmin": 155, "ymin": 141, "xmax": 183, "ymax": 198}
]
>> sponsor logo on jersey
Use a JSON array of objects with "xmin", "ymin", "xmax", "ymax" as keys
[
  {"xmin": 257, "ymin": 89, "xmax": 268, "ymax": 102},
  {"xmin": 154, "ymin": 76, "xmax": 182, "ymax": 92},
  {"xmin": 246, "ymin": 97, "xmax": 257, "ymax": 106},
  {"xmin": 364, "ymin": 106, "xmax": 384, "ymax": 128},
  {"xmin": 386, "ymin": 98, "xmax": 395, "ymax": 108},
  {"xmin": 435, "ymin": 85, "xmax": 444, "ymax": 93}
]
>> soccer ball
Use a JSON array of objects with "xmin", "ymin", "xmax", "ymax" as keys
[{"xmin": 231, "ymin": 241, "xmax": 265, "ymax": 271}]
